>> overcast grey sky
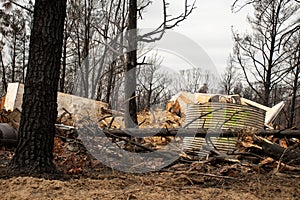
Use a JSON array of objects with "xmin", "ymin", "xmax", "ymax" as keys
[
  {"xmin": 1, "ymin": 0, "xmax": 252, "ymax": 76},
  {"xmin": 139, "ymin": 0, "xmax": 252, "ymax": 74}
]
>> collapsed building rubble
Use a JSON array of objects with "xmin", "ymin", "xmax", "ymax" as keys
[
  {"xmin": 166, "ymin": 91, "xmax": 286, "ymax": 159},
  {"xmin": 0, "ymin": 83, "xmax": 300, "ymax": 174},
  {"xmin": 166, "ymin": 91, "xmax": 285, "ymax": 129}
]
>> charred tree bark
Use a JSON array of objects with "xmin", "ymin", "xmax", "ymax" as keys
[
  {"xmin": 9, "ymin": 0, "xmax": 67, "ymax": 175},
  {"xmin": 0, "ymin": 51, "xmax": 7, "ymax": 93},
  {"xmin": 124, "ymin": 0, "xmax": 138, "ymax": 128},
  {"xmin": 263, "ymin": 1, "xmax": 281, "ymax": 107},
  {"xmin": 105, "ymin": 61, "xmax": 116, "ymax": 105},
  {"xmin": 60, "ymin": 23, "xmax": 68, "ymax": 93},
  {"xmin": 12, "ymin": 30, "xmax": 16, "ymax": 82},
  {"xmin": 22, "ymin": 24, "xmax": 26, "ymax": 83},
  {"xmin": 79, "ymin": 0, "xmax": 92, "ymax": 98},
  {"xmin": 288, "ymin": 46, "xmax": 300, "ymax": 128},
  {"xmin": 75, "ymin": 25, "xmax": 82, "ymax": 96},
  {"xmin": 253, "ymin": 135, "xmax": 300, "ymax": 165}
]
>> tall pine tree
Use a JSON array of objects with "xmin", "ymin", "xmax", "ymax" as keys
[{"xmin": 9, "ymin": 0, "xmax": 67, "ymax": 175}]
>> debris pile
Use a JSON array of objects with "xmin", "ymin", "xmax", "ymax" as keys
[
  {"xmin": 238, "ymin": 129, "xmax": 300, "ymax": 172},
  {"xmin": 166, "ymin": 91, "xmax": 285, "ymax": 128},
  {"xmin": 0, "ymin": 83, "xmax": 299, "ymax": 176},
  {"xmin": 53, "ymin": 128, "xmax": 95, "ymax": 174},
  {"xmin": 0, "ymin": 108, "xmax": 99, "ymax": 174}
]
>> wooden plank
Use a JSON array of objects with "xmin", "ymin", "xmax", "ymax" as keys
[{"xmin": 3, "ymin": 82, "xmax": 20, "ymax": 111}]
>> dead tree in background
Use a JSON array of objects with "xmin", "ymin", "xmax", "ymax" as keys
[
  {"xmin": 232, "ymin": 0, "xmax": 300, "ymax": 106},
  {"xmin": 124, "ymin": 0, "xmax": 196, "ymax": 128},
  {"xmin": 0, "ymin": 51, "xmax": 7, "ymax": 93},
  {"xmin": 282, "ymin": 34, "xmax": 300, "ymax": 128},
  {"xmin": 124, "ymin": 0, "xmax": 138, "ymax": 127},
  {"xmin": 137, "ymin": 54, "xmax": 170, "ymax": 111},
  {"xmin": 220, "ymin": 54, "xmax": 240, "ymax": 95}
]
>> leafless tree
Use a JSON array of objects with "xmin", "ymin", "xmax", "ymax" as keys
[
  {"xmin": 282, "ymin": 32, "xmax": 300, "ymax": 128},
  {"xmin": 0, "ymin": 3, "xmax": 32, "ymax": 86},
  {"xmin": 233, "ymin": 81, "xmax": 243, "ymax": 95},
  {"xmin": 220, "ymin": 54, "xmax": 240, "ymax": 95},
  {"xmin": 0, "ymin": 51, "xmax": 7, "ymax": 94},
  {"xmin": 136, "ymin": 53, "xmax": 170, "ymax": 111},
  {"xmin": 124, "ymin": 0, "xmax": 196, "ymax": 127},
  {"xmin": 232, "ymin": 0, "xmax": 300, "ymax": 106},
  {"xmin": 173, "ymin": 68, "xmax": 216, "ymax": 93}
]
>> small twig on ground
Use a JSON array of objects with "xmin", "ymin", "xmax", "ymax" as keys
[
  {"xmin": 108, "ymin": 117, "xmax": 115, "ymax": 128},
  {"xmin": 228, "ymin": 152, "xmax": 265, "ymax": 160},
  {"xmin": 173, "ymin": 170, "xmax": 242, "ymax": 180},
  {"xmin": 274, "ymin": 148, "xmax": 289, "ymax": 173},
  {"xmin": 138, "ymin": 118, "xmax": 147, "ymax": 126},
  {"xmin": 98, "ymin": 115, "xmax": 112, "ymax": 122}
]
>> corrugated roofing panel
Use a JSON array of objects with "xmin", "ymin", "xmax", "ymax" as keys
[{"xmin": 183, "ymin": 102, "xmax": 265, "ymax": 158}]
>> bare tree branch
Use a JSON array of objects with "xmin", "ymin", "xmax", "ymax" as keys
[
  {"xmin": 2, "ymin": 0, "xmax": 33, "ymax": 13},
  {"xmin": 139, "ymin": 0, "xmax": 196, "ymax": 43}
]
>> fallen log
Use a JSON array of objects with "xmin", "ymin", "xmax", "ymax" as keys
[
  {"xmin": 97, "ymin": 128, "xmax": 300, "ymax": 138},
  {"xmin": 253, "ymin": 135, "xmax": 300, "ymax": 165},
  {"xmin": 101, "ymin": 107, "xmax": 125, "ymax": 117}
]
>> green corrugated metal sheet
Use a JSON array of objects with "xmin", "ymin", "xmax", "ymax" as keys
[{"xmin": 183, "ymin": 102, "xmax": 265, "ymax": 157}]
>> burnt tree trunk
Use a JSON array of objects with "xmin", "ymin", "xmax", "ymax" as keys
[
  {"xmin": 124, "ymin": 0, "xmax": 138, "ymax": 128},
  {"xmin": 253, "ymin": 135, "xmax": 300, "ymax": 165},
  {"xmin": 0, "ymin": 51, "xmax": 7, "ymax": 93},
  {"xmin": 12, "ymin": 30, "xmax": 16, "ymax": 82},
  {"xmin": 60, "ymin": 22, "xmax": 68, "ymax": 93},
  {"xmin": 288, "ymin": 46, "xmax": 300, "ymax": 128},
  {"xmin": 9, "ymin": 0, "xmax": 67, "ymax": 175},
  {"xmin": 106, "ymin": 61, "xmax": 115, "ymax": 105},
  {"xmin": 22, "ymin": 24, "xmax": 26, "ymax": 83}
]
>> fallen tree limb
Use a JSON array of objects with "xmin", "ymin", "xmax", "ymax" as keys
[
  {"xmin": 98, "ymin": 128, "xmax": 300, "ymax": 138},
  {"xmin": 78, "ymin": 125, "xmax": 179, "ymax": 160},
  {"xmin": 253, "ymin": 135, "xmax": 300, "ymax": 165},
  {"xmin": 101, "ymin": 107, "xmax": 125, "ymax": 117},
  {"xmin": 173, "ymin": 170, "xmax": 240, "ymax": 180},
  {"xmin": 276, "ymin": 161, "xmax": 300, "ymax": 172}
]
